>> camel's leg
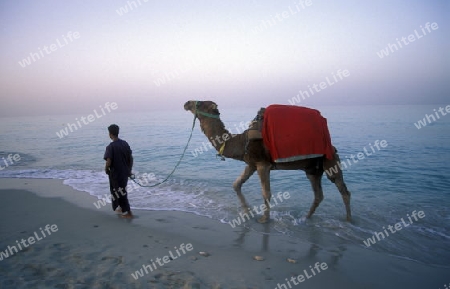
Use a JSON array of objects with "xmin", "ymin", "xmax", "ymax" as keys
[
  {"xmin": 324, "ymin": 150, "xmax": 352, "ymax": 221},
  {"xmin": 233, "ymin": 164, "xmax": 256, "ymax": 212},
  {"xmin": 256, "ymin": 163, "xmax": 272, "ymax": 223},
  {"xmin": 305, "ymin": 172, "xmax": 324, "ymax": 219}
]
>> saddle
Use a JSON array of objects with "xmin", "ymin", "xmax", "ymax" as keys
[
  {"xmin": 250, "ymin": 105, "xmax": 334, "ymax": 163},
  {"xmin": 248, "ymin": 107, "xmax": 265, "ymax": 140}
]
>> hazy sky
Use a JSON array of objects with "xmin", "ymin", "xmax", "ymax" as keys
[{"xmin": 0, "ymin": 0, "xmax": 448, "ymax": 116}]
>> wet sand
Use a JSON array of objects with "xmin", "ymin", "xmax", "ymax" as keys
[{"xmin": 0, "ymin": 178, "xmax": 447, "ymax": 288}]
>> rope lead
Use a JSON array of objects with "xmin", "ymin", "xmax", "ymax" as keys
[{"xmin": 130, "ymin": 115, "xmax": 197, "ymax": 188}]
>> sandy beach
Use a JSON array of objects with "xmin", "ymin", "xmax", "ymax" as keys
[
  {"xmin": 0, "ymin": 178, "xmax": 448, "ymax": 289},
  {"xmin": 1, "ymin": 0, "xmax": 448, "ymax": 287}
]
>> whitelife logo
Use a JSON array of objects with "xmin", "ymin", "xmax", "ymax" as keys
[
  {"xmin": 18, "ymin": 31, "xmax": 80, "ymax": 68},
  {"xmin": 288, "ymin": 69, "xmax": 350, "ymax": 105},
  {"xmin": 275, "ymin": 261, "xmax": 328, "ymax": 288},
  {"xmin": 131, "ymin": 243, "xmax": 193, "ymax": 280},
  {"xmin": 56, "ymin": 102, "xmax": 118, "ymax": 139},
  {"xmin": 0, "ymin": 224, "xmax": 59, "ymax": 261},
  {"xmin": 376, "ymin": 22, "xmax": 439, "ymax": 59},
  {"xmin": 0, "ymin": 153, "xmax": 21, "ymax": 171},
  {"xmin": 363, "ymin": 210, "xmax": 425, "ymax": 248},
  {"xmin": 414, "ymin": 105, "xmax": 450, "ymax": 130}
]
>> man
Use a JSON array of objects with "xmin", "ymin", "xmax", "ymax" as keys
[{"xmin": 104, "ymin": 124, "xmax": 134, "ymax": 218}]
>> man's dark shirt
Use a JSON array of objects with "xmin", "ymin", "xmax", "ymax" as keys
[{"xmin": 104, "ymin": 139, "xmax": 132, "ymax": 182}]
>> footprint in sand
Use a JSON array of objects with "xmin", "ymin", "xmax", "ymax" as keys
[
  {"xmin": 157, "ymin": 271, "xmax": 202, "ymax": 287},
  {"xmin": 101, "ymin": 256, "xmax": 123, "ymax": 265},
  {"xmin": 192, "ymin": 226, "xmax": 208, "ymax": 230},
  {"xmin": 21, "ymin": 264, "xmax": 47, "ymax": 280},
  {"xmin": 51, "ymin": 243, "xmax": 70, "ymax": 251}
]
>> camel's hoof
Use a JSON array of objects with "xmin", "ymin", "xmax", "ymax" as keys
[
  {"xmin": 242, "ymin": 207, "xmax": 250, "ymax": 215},
  {"xmin": 257, "ymin": 215, "xmax": 270, "ymax": 224}
]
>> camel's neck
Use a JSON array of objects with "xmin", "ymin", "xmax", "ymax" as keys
[
  {"xmin": 199, "ymin": 117, "xmax": 246, "ymax": 161},
  {"xmin": 199, "ymin": 117, "xmax": 231, "ymax": 151}
]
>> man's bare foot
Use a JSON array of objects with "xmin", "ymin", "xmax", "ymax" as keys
[
  {"xmin": 115, "ymin": 208, "xmax": 123, "ymax": 214},
  {"xmin": 121, "ymin": 211, "xmax": 133, "ymax": 219}
]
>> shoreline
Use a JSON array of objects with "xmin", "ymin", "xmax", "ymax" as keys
[{"xmin": 0, "ymin": 178, "xmax": 448, "ymax": 288}]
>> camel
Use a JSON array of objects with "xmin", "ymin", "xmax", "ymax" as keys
[{"xmin": 184, "ymin": 100, "xmax": 352, "ymax": 223}]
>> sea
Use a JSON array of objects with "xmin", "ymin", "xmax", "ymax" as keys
[{"xmin": 1, "ymin": 104, "xmax": 449, "ymax": 268}]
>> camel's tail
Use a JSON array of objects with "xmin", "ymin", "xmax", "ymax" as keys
[{"xmin": 323, "ymin": 147, "xmax": 342, "ymax": 181}]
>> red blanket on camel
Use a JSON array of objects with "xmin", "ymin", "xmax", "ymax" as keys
[{"xmin": 261, "ymin": 105, "xmax": 334, "ymax": 162}]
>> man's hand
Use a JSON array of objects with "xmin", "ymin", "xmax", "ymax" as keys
[{"xmin": 105, "ymin": 158, "xmax": 112, "ymax": 175}]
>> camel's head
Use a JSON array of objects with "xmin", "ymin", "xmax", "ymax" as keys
[{"xmin": 184, "ymin": 100, "xmax": 220, "ymax": 119}]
